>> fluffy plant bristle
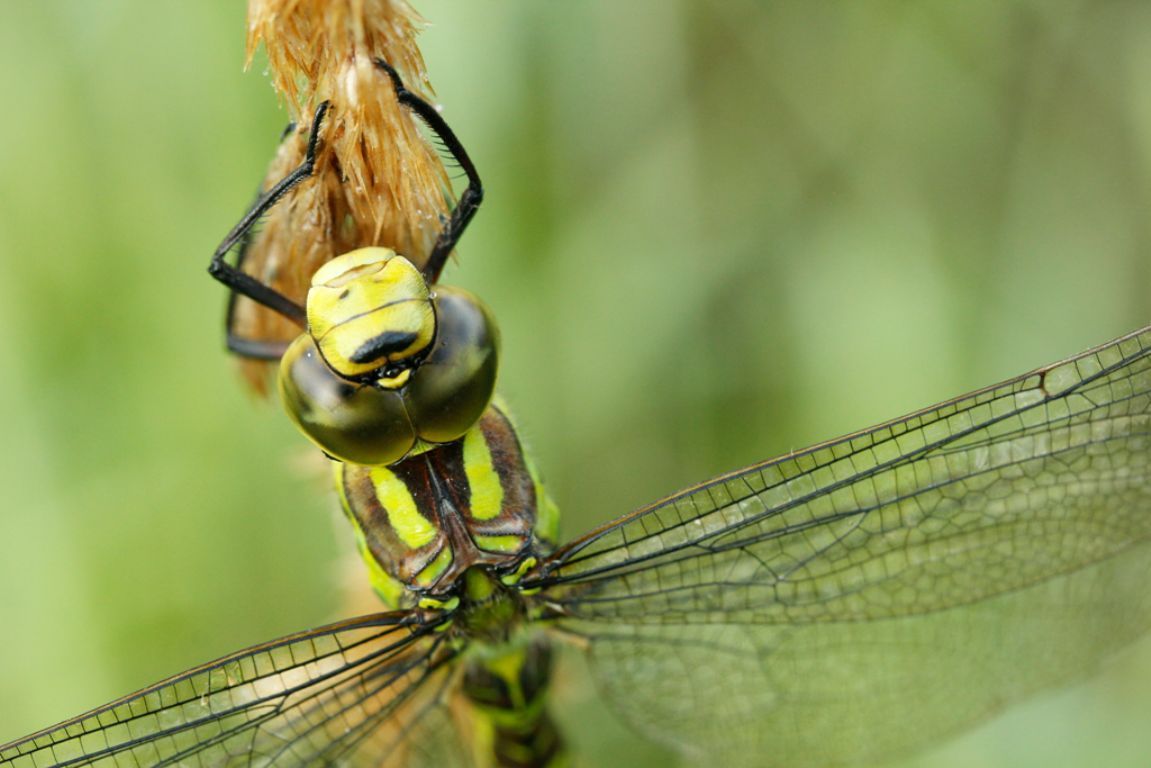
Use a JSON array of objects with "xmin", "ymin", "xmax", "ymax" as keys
[{"xmin": 235, "ymin": 0, "xmax": 452, "ymax": 393}]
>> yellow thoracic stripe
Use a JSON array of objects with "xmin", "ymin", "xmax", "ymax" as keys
[
  {"xmin": 414, "ymin": 546, "xmax": 454, "ymax": 588},
  {"xmin": 333, "ymin": 463, "xmax": 406, "ymax": 607},
  {"xmin": 464, "ymin": 424, "xmax": 504, "ymax": 521},
  {"xmin": 474, "ymin": 534, "xmax": 524, "ymax": 554},
  {"xmin": 370, "ymin": 465, "xmax": 438, "ymax": 549}
]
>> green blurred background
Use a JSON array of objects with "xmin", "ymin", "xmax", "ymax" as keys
[{"xmin": 1, "ymin": 1, "xmax": 1150, "ymax": 766}]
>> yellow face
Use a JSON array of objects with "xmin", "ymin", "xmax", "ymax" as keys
[{"xmin": 306, "ymin": 247, "xmax": 436, "ymax": 383}]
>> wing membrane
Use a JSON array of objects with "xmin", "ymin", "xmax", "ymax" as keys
[
  {"xmin": 534, "ymin": 325, "xmax": 1151, "ymax": 766},
  {"xmin": 0, "ymin": 612, "xmax": 468, "ymax": 768}
]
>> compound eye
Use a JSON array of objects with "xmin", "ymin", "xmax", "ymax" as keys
[
  {"xmin": 407, "ymin": 286, "xmax": 500, "ymax": 444},
  {"xmin": 306, "ymin": 247, "xmax": 436, "ymax": 381},
  {"xmin": 278, "ymin": 334, "xmax": 419, "ymax": 466}
]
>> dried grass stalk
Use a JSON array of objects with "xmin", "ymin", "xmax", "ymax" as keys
[{"xmin": 236, "ymin": 0, "xmax": 453, "ymax": 393}]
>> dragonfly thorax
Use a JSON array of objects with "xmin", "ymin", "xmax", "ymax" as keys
[
  {"xmin": 337, "ymin": 404, "xmax": 559, "ymax": 610},
  {"xmin": 278, "ymin": 247, "xmax": 500, "ymax": 466}
]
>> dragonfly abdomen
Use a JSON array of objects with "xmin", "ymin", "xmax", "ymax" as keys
[{"xmin": 461, "ymin": 633, "xmax": 565, "ymax": 768}]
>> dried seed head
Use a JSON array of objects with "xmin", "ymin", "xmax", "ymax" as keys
[{"xmin": 236, "ymin": 0, "xmax": 453, "ymax": 393}]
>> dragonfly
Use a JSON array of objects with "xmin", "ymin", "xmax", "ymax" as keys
[
  {"xmin": 226, "ymin": 8, "xmax": 453, "ymax": 395},
  {"xmin": 3, "ymin": 60, "xmax": 1151, "ymax": 768}
]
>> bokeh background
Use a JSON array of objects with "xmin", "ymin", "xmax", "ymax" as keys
[{"xmin": 1, "ymin": 2, "xmax": 1150, "ymax": 766}]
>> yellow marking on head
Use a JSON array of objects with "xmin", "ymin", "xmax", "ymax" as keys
[
  {"xmin": 463, "ymin": 425, "xmax": 504, "ymax": 521},
  {"xmin": 307, "ymin": 248, "xmax": 435, "ymax": 378},
  {"xmin": 370, "ymin": 465, "xmax": 438, "ymax": 549},
  {"xmin": 376, "ymin": 367, "xmax": 412, "ymax": 390}
]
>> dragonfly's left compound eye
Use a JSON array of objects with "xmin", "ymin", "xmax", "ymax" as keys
[{"xmin": 277, "ymin": 248, "xmax": 500, "ymax": 466}]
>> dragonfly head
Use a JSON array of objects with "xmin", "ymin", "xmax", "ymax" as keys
[
  {"xmin": 305, "ymin": 247, "xmax": 436, "ymax": 383},
  {"xmin": 278, "ymin": 247, "xmax": 500, "ymax": 466}
]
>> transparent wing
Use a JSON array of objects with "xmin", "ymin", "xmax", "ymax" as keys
[
  {"xmin": 0, "ymin": 612, "xmax": 471, "ymax": 768},
  {"xmin": 530, "ymin": 325, "xmax": 1151, "ymax": 767}
]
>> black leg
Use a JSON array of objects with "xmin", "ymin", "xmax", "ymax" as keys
[
  {"xmin": 278, "ymin": 120, "xmax": 298, "ymax": 141},
  {"xmin": 222, "ymin": 187, "xmax": 270, "ymax": 359},
  {"xmin": 208, "ymin": 101, "xmax": 332, "ymax": 328},
  {"xmin": 374, "ymin": 59, "xmax": 484, "ymax": 284},
  {"xmin": 222, "ymin": 122, "xmax": 298, "ymax": 360},
  {"xmin": 223, "ymin": 234, "xmax": 294, "ymax": 361},
  {"xmin": 225, "ymin": 334, "xmax": 292, "ymax": 361}
]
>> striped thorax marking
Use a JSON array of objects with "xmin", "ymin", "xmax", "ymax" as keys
[
  {"xmin": 369, "ymin": 465, "xmax": 439, "ymax": 549},
  {"xmin": 337, "ymin": 404, "xmax": 552, "ymax": 609},
  {"xmin": 464, "ymin": 423, "xmax": 504, "ymax": 521}
]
